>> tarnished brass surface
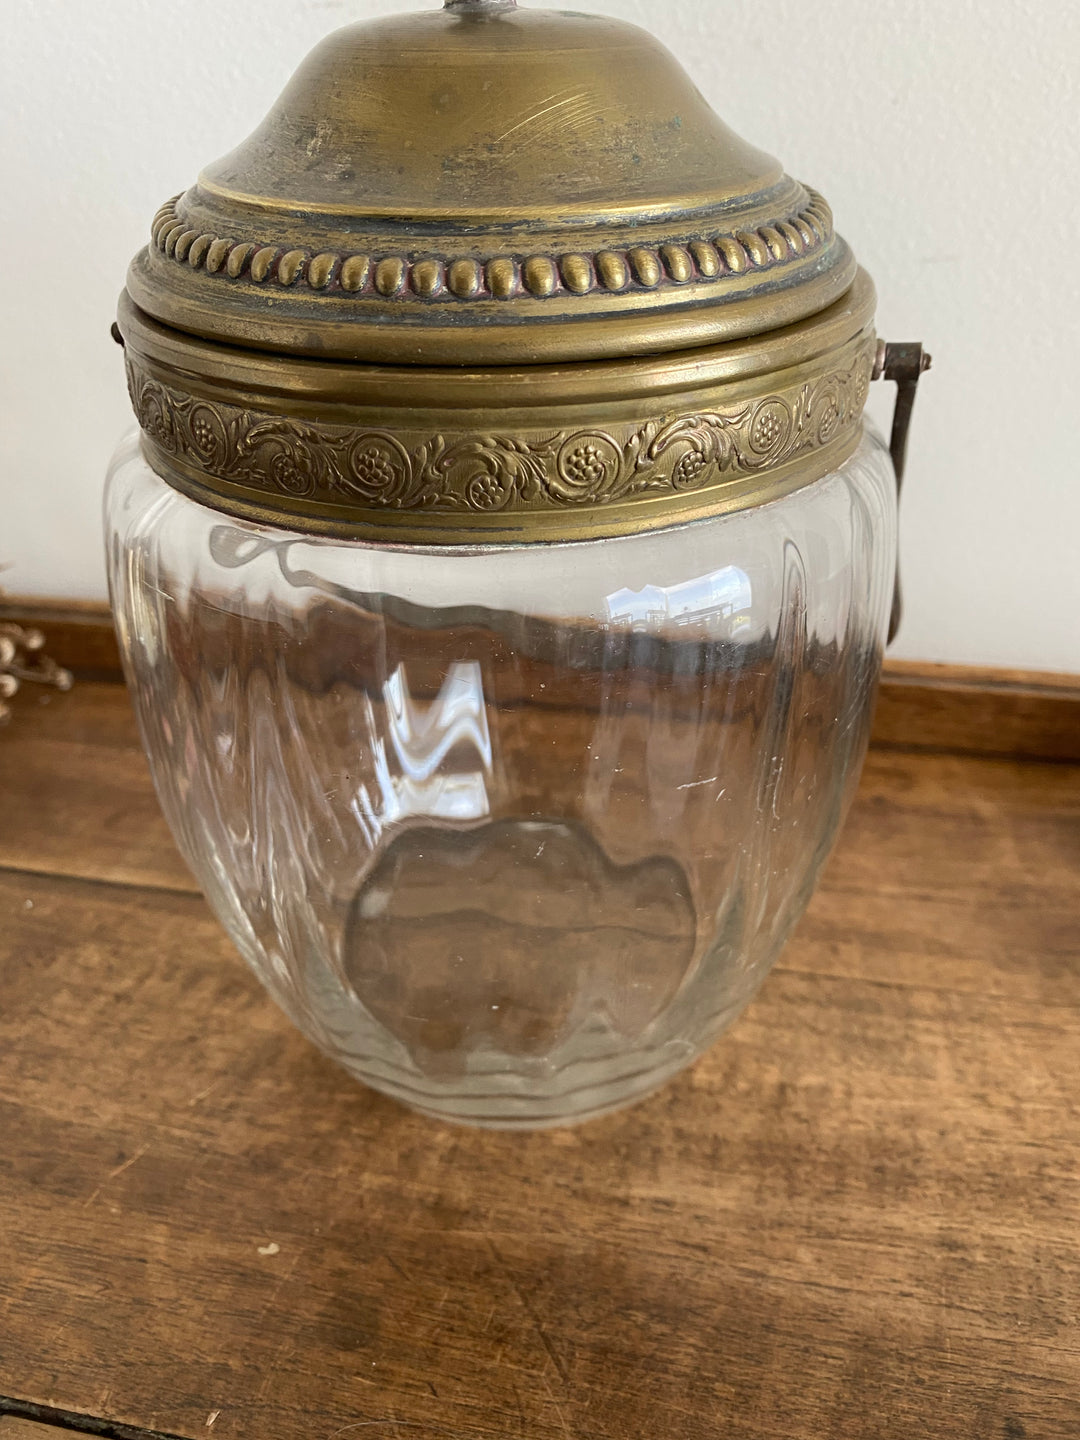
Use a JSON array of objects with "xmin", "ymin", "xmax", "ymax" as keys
[
  {"xmin": 119, "ymin": 274, "xmax": 876, "ymax": 544},
  {"xmin": 119, "ymin": 0, "xmax": 880, "ymax": 542}
]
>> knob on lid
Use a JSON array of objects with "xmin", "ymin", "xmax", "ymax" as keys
[{"xmin": 127, "ymin": 0, "xmax": 857, "ymax": 366}]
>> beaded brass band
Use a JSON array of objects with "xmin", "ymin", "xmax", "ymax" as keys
[
  {"xmin": 128, "ymin": 185, "xmax": 857, "ymax": 369},
  {"xmin": 150, "ymin": 187, "xmax": 836, "ymax": 304}
]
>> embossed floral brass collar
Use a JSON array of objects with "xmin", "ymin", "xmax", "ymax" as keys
[{"xmin": 118, "ymin": 0, "xmax": 881, "ymax": 543}]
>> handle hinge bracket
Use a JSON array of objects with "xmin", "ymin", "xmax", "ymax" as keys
[{"xmin": 872, "ymin": 340, "xmax": 932, "ymax": 643}]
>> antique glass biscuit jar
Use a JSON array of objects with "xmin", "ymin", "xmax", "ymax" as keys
[{"xmin": 106, "ymin": 0, "xmax": 928, "ymax": 1126}]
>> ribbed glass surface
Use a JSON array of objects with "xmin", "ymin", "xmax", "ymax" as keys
[{"xmin": 105, "ymin": 427, "xmax": 895, "ymax": 1126}]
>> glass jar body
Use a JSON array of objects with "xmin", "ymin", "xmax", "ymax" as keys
[{"xmin": 105, "ymin": 426, "xmax": 895, "ymax": 1126}]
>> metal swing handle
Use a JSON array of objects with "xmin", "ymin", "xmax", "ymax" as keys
[{"xmin": 872, "ymin": 340, "xmax": 932, "ymax": 644}]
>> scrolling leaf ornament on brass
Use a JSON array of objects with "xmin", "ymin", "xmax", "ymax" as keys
[{"xmin": 126, "ymin": 346, "xmax": 873, "ymax": 519}]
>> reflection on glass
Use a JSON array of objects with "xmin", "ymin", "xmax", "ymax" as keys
[
  {"xmin": 352, "ymin": 661, "xmax": 492, "ymax": 841},
  {"xmin": 605, "ymin": 564, "xmax": 752, "ymax": 633}
]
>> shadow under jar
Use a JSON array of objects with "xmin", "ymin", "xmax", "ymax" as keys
[{"xmin": 106, "ymin": 0, "xmax": 924, "ymax": 1126}]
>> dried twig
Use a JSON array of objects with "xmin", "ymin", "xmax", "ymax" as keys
[{"xmin": 0, "ymin": 595, "xmax": 73, "ymax": 723}]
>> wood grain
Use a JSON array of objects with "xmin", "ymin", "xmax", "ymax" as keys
[
  {"xmin": 0, "ymin": 1427, "xmax": 46, "ymax": 1440},
  {"xmin": 0, "ymin": 682, "xmax": 193, "ymax": 893},
  {"xmin": 0, "ymin": 1423, "xmax": 75, "ymax": 1440},
  {"xmin": 874, "ymin": 659, "xmax": 1080, "ymax": 763},
  {"xmin": 1, "ymin": 683, "xmax": 1078, "ymax": 1440}
]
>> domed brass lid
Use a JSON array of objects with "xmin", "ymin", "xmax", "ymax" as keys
[
  {"xmin": 127, "ymin": 0, "xmax": 855, "ymax": 367},
  {"xmin": 118, "ymin": 0, "xmax": 878, "ymax": 543}
]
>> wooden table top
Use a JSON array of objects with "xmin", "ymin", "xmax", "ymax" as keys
[{"xmin": 1, "ymin": 681, "xmax": 1078, "ymax": 1440}]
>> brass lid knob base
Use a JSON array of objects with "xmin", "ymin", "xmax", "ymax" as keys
[{"xmin": 444, "ymin": 0, "xmax": 518, "ymax": 10}]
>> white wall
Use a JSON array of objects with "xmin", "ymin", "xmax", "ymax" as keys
[{"xmin": 3, "ymin": 0, "xmax": 1078, "ymax": 672}]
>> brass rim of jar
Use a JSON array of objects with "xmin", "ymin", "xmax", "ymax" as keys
[{"xmin": 118, "ymin": 270, "xmax": 877, "ymax": 546}]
